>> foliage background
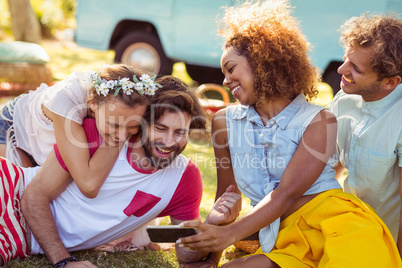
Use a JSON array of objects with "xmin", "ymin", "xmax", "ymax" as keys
[{"xmin": 0, "ymin": 0, "xmax": 75, "ymax": 39}]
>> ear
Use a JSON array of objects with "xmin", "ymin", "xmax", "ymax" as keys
[
  {"xmin": 89, "ymin": 100, "xmax": 98, "ymax": 112},
  {"xmin": 383, "ymin": 75, "xmax": 401, "ymax": 90}
]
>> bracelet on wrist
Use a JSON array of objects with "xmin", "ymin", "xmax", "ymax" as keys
[{"xmin": 54, "ymin": 256, "xmax": 78, "ymax": 268}]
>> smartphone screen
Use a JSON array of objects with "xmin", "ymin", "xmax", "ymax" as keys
[{"xmin": 146, "ymin": 225, "xmax": 197, "ymax": 243}]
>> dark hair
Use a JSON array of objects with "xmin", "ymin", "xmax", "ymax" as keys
[
  {"xmin": 88, "ymin": 64, "xmax": 151, "ymax": 107},
  {"xmin": 340, "ymin": 13, "xmax": 402, "ymax": 80},
  {"xmin": 220, "ymin": 0, "xmax": 319, "ymax": 102},
  {"xmin": 145, "ymin": 76, "xmax": 207, "ymax": 131}
]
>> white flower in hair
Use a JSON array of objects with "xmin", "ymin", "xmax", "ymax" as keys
[
  {"xmin": 122, "ymin": 88, "xmax": 133, "ymax": 95},
  {"xmin": 134, "ymin": 81, "xmax": 144, "ymax": 95},
  {"xmin": 119, "ymin": 77, "xmax": 134, "ymax": 92},
  {"xmin": 140, "ymin": 74, "xmax": 151, "ymax": 83},
  {"xmin": 144, "ymin": 83, "xmax": 157, "ymax": 95},
  {"xmin": 92, "ymin": 70, "xmax": 162, "ymax": 97},
  {"xmin": 85, "ymin": 71, "xmax": 97, "ymax": 88},
  {"xmin": 119, "ymin": 77, "xmax": 130, "ymax": 87},
  {"xmin": 98, "ymin": 83, "xmax": 109, "ymax": 96},
  {"xmin": 106, "ymin": 80, "xmax": 118, "ymax": 89}
]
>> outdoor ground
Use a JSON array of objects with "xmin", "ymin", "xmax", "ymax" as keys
[{"xmin": 1, "ymin": 37, "xmax": 335, "ymax": 267}]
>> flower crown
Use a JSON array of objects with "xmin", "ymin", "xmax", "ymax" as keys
[{"xmin": 91, "ymin": 72, "xmax": 162, "ymax": 97}]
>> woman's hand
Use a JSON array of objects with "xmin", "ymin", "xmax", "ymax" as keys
[
  {"xmin": 177, "ymin": 222, "xmax": 236, "ymax": 252},
  {"xmin": 206, "ymin": 185, "xmax": 241, "ymax": 226}
]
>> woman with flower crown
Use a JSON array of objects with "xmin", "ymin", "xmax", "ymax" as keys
[{"xmin": 0, "ymin": 64, "xmax": 158, "ymax": 198}]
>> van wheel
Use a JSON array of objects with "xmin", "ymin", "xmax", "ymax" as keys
[
  {"xmin": 114, "ymin": 32, "xmax": 173, "ymax": 75},
  {"xmin": 185, "ymin": 64, "xmax": 224, "ymax": 85},
  {"xmin": 322, "ymin": 62, "xmax": 343, "ymax": 96}
]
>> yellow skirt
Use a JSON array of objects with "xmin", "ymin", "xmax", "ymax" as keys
[{"xmin": 253, "ymin": 189, "xmax": 402, "ymax": 268}]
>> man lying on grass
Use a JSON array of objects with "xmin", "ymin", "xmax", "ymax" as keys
[{"xmin": 0, "ymin": 76, "xmax": 241, "ymax": 267}]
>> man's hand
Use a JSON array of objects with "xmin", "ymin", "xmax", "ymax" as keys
[{"xmin": 206, "ymin": 185, "xmax": 241, "ymax": 226}]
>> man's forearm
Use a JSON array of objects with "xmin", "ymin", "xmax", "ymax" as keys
[{"xmin": 21, "ymin": 187, "xmax": 70, "ymax": 264}]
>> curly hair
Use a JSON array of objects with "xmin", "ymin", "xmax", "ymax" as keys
[
  {"xmin": 340, "ymin": 13, "xmax": 402, "ymax": 81},
  {"xmin": 88, "ymin": 64, "xmax": 151, "ymax": 107},
  {"xmin": 145, "ymin": 76, "xmax": 207, "ymax": 131},
  {"xmin": 219, "ymin": 0, "xmax": 319, "ymax": 102}
]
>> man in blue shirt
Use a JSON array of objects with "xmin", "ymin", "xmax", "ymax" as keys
[{"xmin": 330, "ymin": 13, "xmax": 402, "ymax": 257}]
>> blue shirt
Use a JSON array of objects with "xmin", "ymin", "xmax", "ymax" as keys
[
  {"xmin": 330, "ymin": 85, "xmax": 402, "ymax": 240},
  {"xmin": 226, "ymin": 94, "xmax": 341, "ymax": 252}
]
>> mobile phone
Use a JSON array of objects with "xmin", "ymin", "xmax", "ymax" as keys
[{"xmin": 146, "ymin": 225, "xmax": 197, "ymax": 243}]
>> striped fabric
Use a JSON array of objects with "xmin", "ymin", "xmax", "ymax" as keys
[{"xmin": 0, "ymin": 158, "xmax": 28, "ymax": 263}]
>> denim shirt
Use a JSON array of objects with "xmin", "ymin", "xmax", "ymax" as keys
[{"xmin": 226, "ymin": 94, "xmax": 341, "ymax": 252}]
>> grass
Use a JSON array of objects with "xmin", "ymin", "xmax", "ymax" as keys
[
  {"xmin": 3, "ymin": 38, "xmax": 335, "ymax": 267},
  {"xmin": 5, "ymin": 250, "xmax": 178, "ymax": 268}
]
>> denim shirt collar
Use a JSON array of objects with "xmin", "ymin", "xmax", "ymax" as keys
[{"xmin": 231, "ymin": 94, "xmax": 306, "ymax": 129}]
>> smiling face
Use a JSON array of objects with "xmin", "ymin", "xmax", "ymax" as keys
[
  {"xmin": 142, "ymin": 111, "xmax": 191, "ymax": 169},
  {"xmin": 91, "ymin": 98, "xmax": 147, "ymax": 146},
  {"xmin": 337, "ymin": 45, "xmax": 387, "ymax": 101},
  {"xmin": 221, "ymin": 47, "xmax": 258, "ymax": 105}
]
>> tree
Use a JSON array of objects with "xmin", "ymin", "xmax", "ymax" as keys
[{"xmin": 7, "ymin": 0, "xmax": 41, "ymax": 43}]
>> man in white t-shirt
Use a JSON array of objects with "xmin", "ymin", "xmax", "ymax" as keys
[
  {"xmin": 0, "ymin": 76, "xmax": 241, "ymax": 267},
  {"xmin": 330, "ymin": 13, "xmax": 402, "ymax": 256}
]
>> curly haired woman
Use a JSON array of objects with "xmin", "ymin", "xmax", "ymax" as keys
[{"xmin": 177, "ymin": 1, "xmax": 402, "ymax": 267}]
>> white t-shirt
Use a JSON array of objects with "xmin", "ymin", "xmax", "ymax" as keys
[
  {"xmin": 10, "ymin": 72, "xmax": 90, "ymax": 165},
  {"xmin": 22, "ymin": 144, "xmax": 201, "ymax": 254}
]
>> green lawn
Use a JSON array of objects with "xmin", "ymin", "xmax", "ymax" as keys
[{"xmin": 4, "ymin": 39, "xmax": 335, "ymax": 267}]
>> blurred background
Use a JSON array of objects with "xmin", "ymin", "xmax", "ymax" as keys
[{"xmin": 2, "ymin": 0, "xmax": 400, "ymax": 101}]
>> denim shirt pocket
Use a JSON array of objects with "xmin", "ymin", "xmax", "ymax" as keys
[
  {"xmin": 231, "ymin": 146, "xmax": 267, "ymax": 202},
  {"xmin": 265, "ymin": 143, "xmax": 298, "ymax": 182}
]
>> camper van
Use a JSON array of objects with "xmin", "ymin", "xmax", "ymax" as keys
[{"xmin": 74, "ymin": 0, "xmax": 401, "ymax": 94}]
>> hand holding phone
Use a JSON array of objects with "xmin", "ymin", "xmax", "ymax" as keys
[{"xmin": 146, "ymin": 225, "xmax": 197, "ymax": 243}]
